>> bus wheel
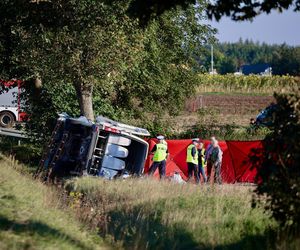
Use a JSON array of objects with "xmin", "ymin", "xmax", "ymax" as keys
[{"xmin": 0, "ymin": 111, "xmax": 16, "ymax": 128}]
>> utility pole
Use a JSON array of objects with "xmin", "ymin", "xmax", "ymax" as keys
[{"xmin": 210, "ymin": 44, "xmax": 214, "ymax": 74}]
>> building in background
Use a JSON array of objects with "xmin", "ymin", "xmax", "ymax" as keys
[{"xmin": 242, "ymin": 63, "xmax": 272, "ymax": 76}]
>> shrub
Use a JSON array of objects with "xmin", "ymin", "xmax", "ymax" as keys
[
  {"xmin": 251, "ymin": 88, "xmax": 300, "ymax": 235},
  {"xmin": 178, "ymin": 123, "xmax": 270, "ymax": 140}
]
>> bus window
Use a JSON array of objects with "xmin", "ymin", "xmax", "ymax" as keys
[{"xmin": 0, "ymin": 87, "xmax": 18, "ymax": 107}]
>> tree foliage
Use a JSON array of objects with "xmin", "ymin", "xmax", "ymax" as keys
[
  {"xmin": 5, "ymin": 0, "xmax": 146, "ymax": 120},
  {"xmin": 0, "ymin": 0, "xmax": 214, "ymax": 138},
  {"xmin": 251, "ymin": 89, "xmax": 300, "ymax": 234},
  {"xmin": 112, "ymin": 0, "xmax": 300, "ymax": 23},
  {"xmin": 124, "ymin": 0, "xmax": 196, "ymax": 25},
  {"xmin": 207, "ymin": 0, "xmax": 300, "ymax": 21},
  {"xmin": 198, "ymin": 40, "xmax": 300, "ymax": 75}
]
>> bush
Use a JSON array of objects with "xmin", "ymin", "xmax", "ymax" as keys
[
  {"xmin": 251, "ymin": 88, "xmax": 300, "ymax": 235},
  {"xmin": 178, "ymin": 123, "xmax": 270, "ymax": 140}
]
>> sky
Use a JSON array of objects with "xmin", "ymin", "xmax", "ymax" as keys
[{"xmin": 210, "ymin": 8, "xmax": 300, "ymax": 46}]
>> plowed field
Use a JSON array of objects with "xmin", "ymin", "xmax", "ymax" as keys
[{"xmin": 186, "ymin": 95, "xmax": 274, "ymax": 115}]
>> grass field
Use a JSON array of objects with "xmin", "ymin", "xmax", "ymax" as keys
[
  {"xmin": 65, "ymin": 177, "xmax": 278, "ymax": 250},
  {"xmin": 1, "ymin": 154, "xmax": 299, "ymax": 250},
  {"xmin": 0, "ymin": 155, "xmax": 107, "ymax": 250}
]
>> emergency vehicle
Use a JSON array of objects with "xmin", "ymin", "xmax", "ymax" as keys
[
  {"xmin": 0, "ymin": 80, "xmax": 26, "ymax": 128},
  {"xmin": 36, "ymin": 114, "xmax": 150, "ymax": 181}
]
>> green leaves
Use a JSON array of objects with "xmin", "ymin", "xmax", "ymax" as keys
[
  {"xmin": 252, "ymin": 88, "xmax": 300, "ymax": 234},
  {"xmin": 199, "ymin": 41, "xmax": 300, "ymax": 76},
  {"xmin": 207, "ymin": 0, "xmax": 300, "ymax": 21},
  {"xmin": 0, "ymin": 0, "xmax": 214, "ymax": 138}
]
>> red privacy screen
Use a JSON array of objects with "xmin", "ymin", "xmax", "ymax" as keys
[{"xmin": 145, "ymin": 139, "xmax": 263, "ymax": 183}]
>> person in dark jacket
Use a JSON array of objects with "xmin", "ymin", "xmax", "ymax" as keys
[
  {"xmin": 205, "ymin": 137, "xmax": 216, "ymax": 182},
  {"xmin": 209, "ymin": 139, "xmax": 223, "ymax": 184}
]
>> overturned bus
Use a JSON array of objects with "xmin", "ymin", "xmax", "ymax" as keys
[{"xmin": 36, "ymin": 114, "xmax": 150, "ymax": 181}]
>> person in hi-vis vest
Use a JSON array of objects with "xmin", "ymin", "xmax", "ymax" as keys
[
  {"xmin": 186, "ymin": 138, "xmax": 200, "ymax": 184},
  {"xmin": 148, "ymin": 135, "xmax": 169, "ymax": 179}
]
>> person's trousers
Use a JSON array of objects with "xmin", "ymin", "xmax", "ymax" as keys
[
  {"xmin": 207, "ymin": 161, "xmax": 212, "ymax": 182},
  {"xmin": 214, "ymin": 162, "xmax": 222, "ymax": 184},
  {"xmin": 208, "ymin": 162, "xmax": 222, "ymax": 184},
  {"xmin": 187, "ymin": 163, "xmax": 199, "ymax": 184},
  {"xmin": 149, "ymin": 160, "xmax": 166, "ymax": 179},
  {"xmin": 198, "ymin": 164, "xmax": 207, "ymax": 183}
]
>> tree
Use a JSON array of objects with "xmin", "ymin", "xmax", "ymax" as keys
[
  {"xmin": 0, "ymin": 0, "xmax": 214, "ymax": 138},
  {"xmin": 207, "ymin": 0, "xmax": 300, "ymax": 21},
  {"xmin": 1, "ymin": 0, "xmax": 145, "ymax": 121},
  {"xmin": 1, "ymin": 0, "xmax": 214, "ymax": 121},
  {"xmin": 251, "ymin": 89, "xmax": 300, "ymax": 234},
  {"xmin": 199, "ymin": 41, "xmax": 300, "ymax": 75},
  {"xmin": 116, "ymin": 0, "xmax": 300, "ymax": 23},
  {"xmin": 125, "ymin": 0, "xmax": 196, "ymax": 25},
  {"xmin": 272, "ymin": 45, "xmax": 300, "ymax": 75},
  {"xmin": 218, "ymin": 57, "xmax": 236, "ymax": 74},
  {"xmin": 1, "ymin": 0, "xmax": 299, "ymax": 122},
  {"xmin": 119, "ymin": 3, "xmax": 215, "ymax": 118}
]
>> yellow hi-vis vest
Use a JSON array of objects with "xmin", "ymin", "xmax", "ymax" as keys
[
  {"xmin": 199, "ymin": 148, "xmax": 206, "ymax": 167},
  {"xmin": 186, "ymin": 144, "xmax": 198, "ymax": 165},
  {"xmin": 153, "ymin": 143, "xmax": 168, "ymax": 162}
]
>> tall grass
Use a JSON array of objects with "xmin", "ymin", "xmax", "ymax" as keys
[
  {"xmin": 0, "ymin": 155, "xmax": 107, "ymax": 250},
  {"xmin": 196, "ymin": 74, "xmax": 300, "ymax": 94},
  {"xmin": 1, "ymin": 154, "xmax": 298, "ymax": 249},
  {"xmin": 0, "ymin": 137, "xmax": 41, "ymax": 167},
  {"xmin": 65, "ymin": 177, "xmax": 277, "ymax": 250}
]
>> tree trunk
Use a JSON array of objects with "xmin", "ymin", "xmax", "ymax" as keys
[
  {"xmin": 34, "ymin": 77, "xmax": 42, "ymax": 89},
  {"xmin": 79, "ymin": 92, "xmax": 94, "ymax": 121},
  {"xmin": 74, "ymin": 81, "xmax": 94, "ymax": 121}
]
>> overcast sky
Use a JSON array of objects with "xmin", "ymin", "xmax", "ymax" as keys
[{"xmin": 210, "ymin": 8, "xmax": 300, "ymax": 46}]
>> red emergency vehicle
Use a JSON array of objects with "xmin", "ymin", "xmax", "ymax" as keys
[{"xmin": 0, "ymin": 80, "xmax": 27, "ymax": 128}]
